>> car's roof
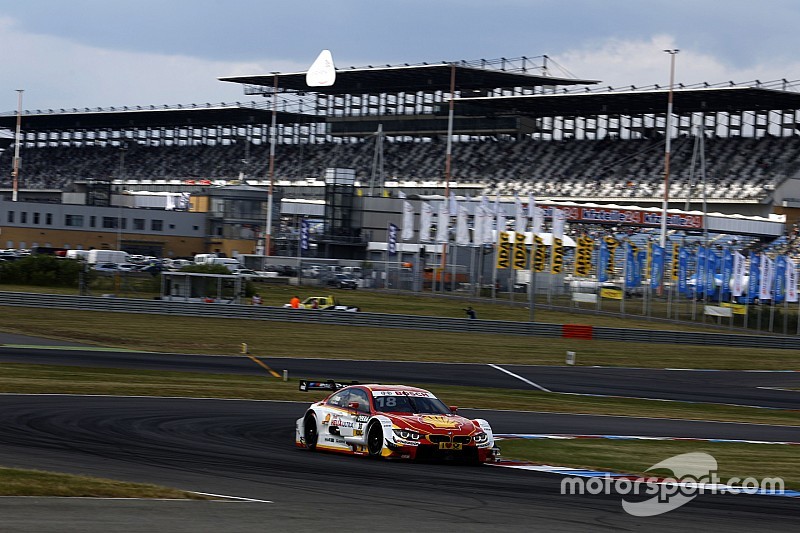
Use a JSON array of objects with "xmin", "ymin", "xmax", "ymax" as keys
[{"xmin": 357, "ymin": 384, "xmax": 433, "ymax": 394}]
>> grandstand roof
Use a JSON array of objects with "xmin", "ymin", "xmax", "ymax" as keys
[
  {"xmin": 0, "ymin": 104, "xmax": 322, "ymax": 132},
  {"xmin": 455, "ymin": 86, "xmax": 800, "ymax": 117},
  {"xmin": 219, "ymin": 63, "xmax": 599, "ymax": 95}
]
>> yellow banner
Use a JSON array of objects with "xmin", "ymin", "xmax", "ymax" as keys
[
  {"xmin": 721, "ymin": 302, "xmax": 747, "ymax": 315},
  {"xmin": 496, "ymin": 231, "xmax": 511, "ymax": 270},
  {"xmin": 532, "ymin": 235, "xmax": 547, "ymax": 272},
  {"xmin": 604, "ymin": 236, "xmax": 619, "ymax": 278},
  {"xmin": 512, "ymin": 232, "xmax": 528, "ymax": 270},
  {"xmin": 671, "ymin": 242, "xmax": 680, "ymax": 281},
  {"xmin": 574, "ymin": 235, "xmax": 594, "ymax": 277},
  {"xmin": 600, "ymin": 287, "xmax": 623, "ymax": 300},
  {"xmin": 551, "ymin": 237, "xmax": 564, "ymax": 274}
]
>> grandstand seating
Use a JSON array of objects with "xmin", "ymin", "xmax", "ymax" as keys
[{"xmin": 2, "ymin": 135, "xmax": 800, "ymax": 201}]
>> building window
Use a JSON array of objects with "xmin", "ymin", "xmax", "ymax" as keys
[
  {"xmin": 133, "ymin": 218, "xmax": 145, "ymax": 231},
  {"xmin": 33, "ymin": 212, "xmax": 40, "ymax": 224},
  {"xmin": 45, "ymin": 213, "xmax": 53, "ymax": 225},
  {"xmin": 65, "ymin": 214, "xmax": 84, "ymax": 227},
  {"xmin": 102, "ymin": 217, "xmax": 118, "ymax": 229},
  {"xmin": 21, "ymin": 212, "xmax": 27, "ymax": 224},
  {"xmin": 151, "ymin": 219, "xmax": 164, "ymax": 231},
  {"xmin": 169, "ymin": 224, "xmax": 175, "ymax": 229},
  {"xmin": 6, "ymin": 211, "xmax": 13, "ymax": 223},
  {"xmin": 90, "ymin": 216, "xmax": 96, "ymax": 228}
]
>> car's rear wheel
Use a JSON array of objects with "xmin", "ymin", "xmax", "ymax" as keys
[
  {"xmin": 367, "ymin": 422, "xmax": 384, "ymax": 458},
  {"xmin": 303, "ymin": 413, "xmax": 318, "ymax": 451}
]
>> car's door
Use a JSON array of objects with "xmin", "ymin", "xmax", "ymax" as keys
[{"xmin": 344, "ymin": 388, "xmax": 371, "ymax": 444}]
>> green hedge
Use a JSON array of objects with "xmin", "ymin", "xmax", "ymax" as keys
[{"xmin": 0, "ymin": 256, "xmax": 85, "ymax": 287}]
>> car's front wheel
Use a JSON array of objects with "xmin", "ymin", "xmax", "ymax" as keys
[
  {"xmin": 303, "ymin": 413, "xmax": 318, "ymax": 451},
  {"xmin": 367, "ymin": 422, "xmax": 384, "ymax": 458}
]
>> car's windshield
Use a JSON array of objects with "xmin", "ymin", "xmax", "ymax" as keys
[{"xmin": 371, "ymin": 392, "xmax": 451, "ymax": 414}]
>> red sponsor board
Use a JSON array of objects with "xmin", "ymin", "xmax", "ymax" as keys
[{"xmin": 539, "ymin": 205, "xmax": 703, "ymax": 230}]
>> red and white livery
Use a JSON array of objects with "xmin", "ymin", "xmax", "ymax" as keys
[{"xmin": 295, "ymin": 381, "xmax": 498, "ymax": 464}]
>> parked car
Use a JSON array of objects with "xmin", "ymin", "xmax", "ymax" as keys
[
  {"xmin": 325, "ymin": 273, "xmax": 359, "ymax": 289},
  {"xmin": 231, "ymin": 268, "xmax": 260, "ymax": 280},
  {"xmin": 93, "ymin": 262, "xmax": 120, "ymax": 272}
]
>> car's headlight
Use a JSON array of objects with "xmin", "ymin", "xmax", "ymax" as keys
[
  {"xmin": 393, "ymin": 429, "xmax": 421, "ymax": 440},
  {"xmin": 473, "ymin": 432, "xmax": 489, "ymax": 444}
]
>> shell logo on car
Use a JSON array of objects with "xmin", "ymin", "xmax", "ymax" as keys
[{"xmin": 421, "ymin": 415, "xmax": 461, "ymax": 429}]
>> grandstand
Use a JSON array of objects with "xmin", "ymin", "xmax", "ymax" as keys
[{"xmin": 1, "ymin": 56, "xmax": 800, "ymax": 221}]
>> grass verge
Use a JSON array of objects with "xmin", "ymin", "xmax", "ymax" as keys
[
  {"xmin": 497, "ymin": 439, "xmax": 800, "ymax": 490},
  {"xmin": 1, "ymin": 306, "xmax": 798, "ymax": 370},
  {"xmin": 0, "ymin": 466, "xmax": 211, "ymax": 499}
]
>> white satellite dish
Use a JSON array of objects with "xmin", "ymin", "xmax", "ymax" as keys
[{"xmin": 306, "ymin": 49, "xmax": 336, "ymax": 87}]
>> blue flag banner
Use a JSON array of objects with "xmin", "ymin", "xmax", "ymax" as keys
[
  {"xmin": 774, "ymin": 255, "xmax": 787, "ymax": 304},
  {"xmin": 599, "ymin": 239, "xmax": 610, "ymax": 283},
  {"xmin": 634, "ymin": 249, "xmax": 646, "ymax": 286},
  {"xmin": 678, "ymin": 247, "xmax": 689, "ymax": 294},
  {"xmin": 705, "ymin": 252, "xmax": 719, "ymax": 297},
  {"xmin": 721, "ymin": 249, "xmax": 733, "ymax": 301},
  {"xmin": 388, "ymin": 223, "xmax": 399, "ymax": 255},
  {"xmin": 300, "ymin": 219, "xmax": 310, "ymax": 251},
  {"xmin": 747, "ymin": 254, "xmax": 760, "ymax": 302},
  {"xmin": 650, "ymin": 244, "xmax": 665, "ymax": 290},
  {"xmin": 624, "ymin": 243, "xmax": 636, "ymax": 289},
  {"xmin": 695, "ymin": 246, "xmax": 706, "ymax": 297}
]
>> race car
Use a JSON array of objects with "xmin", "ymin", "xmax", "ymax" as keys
[
  {"xmin": 295, "ymin": 380, "xmax": 498, "ymax": 464},
  {"xmin": 283, "ymin": 295, "xmax": 360, "ymax": 311}
]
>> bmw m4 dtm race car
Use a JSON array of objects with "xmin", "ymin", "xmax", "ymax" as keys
[{"xmin": 295, "ymin": 380, "xmax": 498, "ymax": 464}]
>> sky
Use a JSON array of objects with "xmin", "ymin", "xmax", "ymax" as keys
[{"xmin": 2, "ymin": 0, "xmax": 800, "ymax": 112}]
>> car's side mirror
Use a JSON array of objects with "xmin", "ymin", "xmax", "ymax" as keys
[
  {"xmin": 348, "ymin": 402, "xmax": 360, "ymax": 410},
  {"xmin": 449, "ymin": 405, "xmax": 458, "ymax": 413}
]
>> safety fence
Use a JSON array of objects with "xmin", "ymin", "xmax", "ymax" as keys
[{"xmin": 0, "ymin": 291, "xmax": 796, "ymax": 350}]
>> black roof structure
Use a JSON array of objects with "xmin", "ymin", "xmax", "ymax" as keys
[
  {"xmin": 0, "ymin": 103, "xmax": 322, "ymax": 132},
  {"xmin": 219, "ymin": 63, "xmax": 600, "ymax": 95},
  {"xmin": 455, "ymin": 86, "xmax": 800, "ymax": 117}
]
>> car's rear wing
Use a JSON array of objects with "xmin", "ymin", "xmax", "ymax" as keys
[{"xmin": 298, "ymin": 379, "xmax": 359, "ymax": 392}]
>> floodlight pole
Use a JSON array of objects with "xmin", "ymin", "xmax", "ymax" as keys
[
  {"xmin": 659, "ymin": 49, "xmax": 679, "ymax": 249},
  {"xmin": 11, "ymin": 89, "xmax": 23, "ymax": 202},
  {"xmin": 438, "ymin": 64, "xmax": 456, "ymax": 290},
  {"xmin": 265, "ymin": 73, "xmax": 279, "ymax": 261}
]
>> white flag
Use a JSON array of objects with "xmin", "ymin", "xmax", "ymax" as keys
[
  {"xmin": 472, "ymin": 206, "xmax": 483, "ymax": 246},
  {"xmin": 759, "ymin": 254, "xmax": 775, "ymax": 300},
  {"xmin": 419, "ymin": 202, "xmax": 434, "ymax": 242},
  {"xmin": 455, "ymin": 204, "xmax": 470, "ymax": 245},
  {"xmin": 401, "ymin": 200, "xmax": 414, "ymax": 241},
  {"xmin": 495, "ymin": 198, "xmax": 507, "ymax": 233},
  {"xmin": 306, "ymin": 49, "xmax": 336, "ymax": 87},
  {"xmin": 532, "ymin": 207, "xmax": 544, "ymax": 235},
  {"xmin": 787, "ymin": 257, "xmax": 798, "ymax": 303},
  {"xmin": 514, "ymin": 194, "xmax": 526, "ymax": 233},
  {"xmin": 436, "ymin": 200, "xmax": 450, "ymax": 243},
  {"xmin": 732, "ymin": 250, "xmax": 745, "ymax": 297},
  {"xmin": 527, "ymin": 193, "xmax": 537, "ymax": 219},
  {"xmin": 552, "ymin": 208, "xmax": 566, "ymax": 239}
]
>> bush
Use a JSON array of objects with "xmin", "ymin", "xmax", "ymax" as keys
[{"xmin": 0, "ymin": 256, "xmax": 84, "ymax": 287}]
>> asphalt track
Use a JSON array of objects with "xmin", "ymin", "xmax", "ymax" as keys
[
  {"xmin": 1, "ymin": 346, "xmax": 798, "ymax": 409},
  {"xmin": 0, "ymin": 394, "xmax": 797, "ymax": 532}
]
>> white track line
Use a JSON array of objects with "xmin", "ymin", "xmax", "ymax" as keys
[
  {"xmin": 190, "ymin": 491, "xmax": 272, "ymax": 503},
  {"xmin": 488, "ymin": 364, "xmax": 551, "ymax": 392}
]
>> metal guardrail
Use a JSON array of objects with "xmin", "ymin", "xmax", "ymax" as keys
[{"xmin": 0, "ymin": 291, "xmax": 796, "ymax": 350}]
